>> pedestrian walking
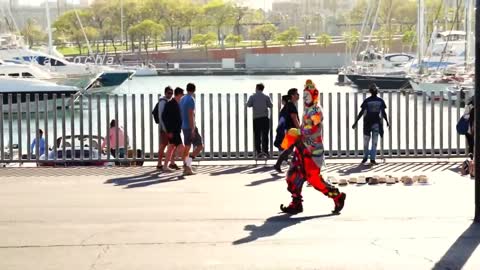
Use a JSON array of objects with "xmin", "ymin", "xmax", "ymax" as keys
[
  {"xmin": 352, "ymin": 84, "xmax": 390, "ymax": 165},
  {"xmin": 247, "ymin": 83, "xmax": 273, "ymax": 158},
  {"xmin": 274, "ymin": 95, "xmax": 290, "ymax": 151},
  {"xmin": 162, "ymin": 87, "xmax": 185, "ymax": 172},
  {"xmin": 179, "ymin": 83, "xmax": 204, "ymax": 175},
  {"xmin": 152, "ymin": 86, "xmax": 173, "ymax": 169},
  {"xmin": 280, "ymin": 79, "xmax": 346, "ymax": 214},
  {"xmin": 458, "ymin": 98, "xmax": 474, "ymax": 158},
  {"xmin": 274, "ymin": 88, "xmax": 300, "ymax": 172}
]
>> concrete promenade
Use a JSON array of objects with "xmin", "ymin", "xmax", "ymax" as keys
[{"xmin": 0, "ymin": 159, "xmax": 479, "ymax": 270}]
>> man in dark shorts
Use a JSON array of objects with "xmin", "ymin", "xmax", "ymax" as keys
[
  {"xmin": 154, "ymin": 86, "xmax": 173, "ymax": 169},
  {"xmin": 162, "ymin": 87, "xmax": 185, "ymax": 172},
  {"xmin": 180, "ymin": 83, "xmax": 204, "ymax": 175}
]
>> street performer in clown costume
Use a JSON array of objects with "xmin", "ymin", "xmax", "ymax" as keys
[{"xmin": 280, "ymin": 79, "xmax": 346, "ymax": 214}]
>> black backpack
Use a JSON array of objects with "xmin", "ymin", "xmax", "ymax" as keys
[
  {"xmin": 152, "ymin": 102, "xmax": 160, "ymax": 124},
  {"xmin": 152, "ymin": 98, "xmax": 166, "ymax": 124}
]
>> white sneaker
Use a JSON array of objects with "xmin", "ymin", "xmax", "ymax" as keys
[
  {"xmin": 185, "ymin": 157, "xmax": 193, "ymax": 167},
  {"xmin": 162, "ymin": 167, "xmax": 174, "ymax": 173}
]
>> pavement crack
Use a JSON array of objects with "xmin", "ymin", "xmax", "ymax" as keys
[
  {"xmin": 0, "ymin": 240, "xmax": 232, "ymax": 249},
  {"xmin": 81, "ymin": 232, "xmax": 100, "ymax": 246},
  {"xmin": 89, "ymin": 245, "xmax": 110, "ymax": 270},
  {"xmin": 370, "ymin": 238, "xmax": 434, "ymax": 263},
  {"xmin": 370, "ymin": 238, "xmax": 401, "ymax": 256}
]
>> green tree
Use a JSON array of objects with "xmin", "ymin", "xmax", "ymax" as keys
[
  {"xmin": 250, "ymin": 23, "xmax": 277, "ymax": 48},
  {"xmin": 128, "ymin": 19, "xmax": 165, "ymax": 59},
  {"xmin": 347, "ymin": 0, "xmax": 417, "ymax": 32},
  {"xmin": 401, "ymin": 29, "xmax": 416, "ymax": 52},
  {"xmin": 192, "ymin": 32, "xmax": 217, "ymax": 59},
  {"xmin": 203, "ymin": 0, "xmax": 235, "ymax": 42},
  {"xmin": 88, "ymin": 0, "xmax": 114, "ymax": 53},
  {"xmin": 374, "ymin": 27, "xmax": 395, "ymax": 51},
  {"xmin": 178, "ymin": 1, "xmax": 201, "ymax": 43},
  {"xmin": 21, "ymin": 18, "xmax": 45, "ymax": 48},
  {"xmin": 343, "ymin": 30, "xmax": 360, "ymax": 61},
  {"xmin": 343, "ymin": 30, "xmax": 360, "ymax": 49},
  {"xmin": 276, "ymin": 27, "xmax": 300, "ymax": 47},
  {"xmin": 225, "ymin": 34, "xmax": 242, "ymax": 48},
  {"xmin": 123, "ymin": 0, "xmax": 144, "ymax": 52},
  {"xmin": 84, "ymin": 26, "xmax": 100, "ymax": 50},
  {"xmin": 53, "ymin": 10, "xmax": 91, "ymax": 55},
  {"xmin": 317, "ymin": 33, "xmax": 332, "ymax": 48},
  {"xmin": 149, "ymin": 0, "xmax": 180, "ymax": 47}
]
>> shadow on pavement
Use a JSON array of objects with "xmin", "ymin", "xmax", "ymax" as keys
[
  {"xmin": 432, "ymin": 223, "xmax": 480, "ymax": 270},
  {"xmin": 245, "ymin": 173, "xmax": 284, "ymax": 186},
  {"xmin": 232, "ymin": 213, "xmax": 335, "ymax": 245},
  {"xmin": 209, "ymin": 165, "xmax": 274, "ymax": 176},
  {"xmin": 105, "ymin": 170, "xmax": 185, "ymax": 189},
  {"xmin": 336, "ymin": 164, "xmax": 374, "ymax": 175}
]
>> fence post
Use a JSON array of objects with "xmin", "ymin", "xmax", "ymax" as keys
[{"xmin": 53, "ymin": 94, "xmax": 58, "ymax": 162}]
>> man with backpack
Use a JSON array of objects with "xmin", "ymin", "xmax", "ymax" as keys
[
  {"xmin": 161, "ymin": 87, "xmax": 185, "ymax": 172},
  {"xmin": 152, "ymin": 86, "xmax": 173, "ymax": 170}
]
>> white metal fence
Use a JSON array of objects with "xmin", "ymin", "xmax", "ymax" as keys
[{"xmin": 0, "ymin": 90, "xmax": 470, "ymax": 164}]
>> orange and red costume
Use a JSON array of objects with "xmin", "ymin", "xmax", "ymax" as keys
[{"xmin": 280, "ymin": 80, "xmax": 346, "ymax": 214}]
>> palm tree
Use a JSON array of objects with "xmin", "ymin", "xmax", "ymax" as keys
[{"xmin": 317, "ymin": 34, "xmax": 332, "ymax": 48}]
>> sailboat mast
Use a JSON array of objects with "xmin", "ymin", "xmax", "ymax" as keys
[
  {"xmin": 45, "ymin": 0, "xmax": 53, "ymax": 55},
  {"xmin": 417, "ymin": 0, "xmax": 425, "ymax": 72},
  {"xmin": 465, "ymin": 0, "xmax": 473, "ymax": 66},
  {"xmin": 121, "ymin": 0, "xmax": 124, "ymax": 49}
]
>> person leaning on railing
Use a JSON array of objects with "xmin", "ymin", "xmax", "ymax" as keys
[
  {"xmin": 101, "ymin": 119, "xmax": 128, "ymax": 165},
  {"xmin": 247, "ymin": 83, "xmax": 273, "ymax": 158}
]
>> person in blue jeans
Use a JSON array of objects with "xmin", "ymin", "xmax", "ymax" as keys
[{"xmin": 352, "ymin": 84, "xmax": 390, "ymax": 165}]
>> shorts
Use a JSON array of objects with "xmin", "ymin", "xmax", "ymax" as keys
[
  {"xmin": 168, "ymin": 132, "xmax": 183, "ymax": 146},
  {"xmin": 160, "ymin": 131, "xmax": 169, "ymax": 145},
  {"xmin": 183, "ymin": 127, "xmax": 203, "ymax": 147}
]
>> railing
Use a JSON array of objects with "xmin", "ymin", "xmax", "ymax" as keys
[{"xmin": 0, "ymin": 90, "xmax": 470, "ymax": 165}]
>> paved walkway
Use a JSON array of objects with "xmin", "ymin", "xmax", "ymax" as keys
[{"xmin": 0, "ymin": 160, "xmax": 479, "ymax": 269}]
